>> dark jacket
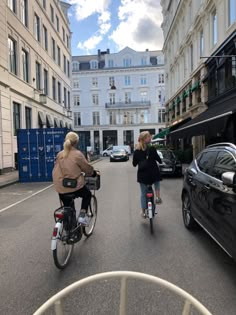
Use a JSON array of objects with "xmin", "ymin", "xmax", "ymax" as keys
[{"xmin": 133, "ymin": 146, "xmax": 162, "ymax": 184}]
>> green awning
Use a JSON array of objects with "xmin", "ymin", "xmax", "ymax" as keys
[{"xmin": 153, "ymin": 128, "xmax": 170, "ymax": 140}]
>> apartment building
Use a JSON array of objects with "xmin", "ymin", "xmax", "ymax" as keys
[
  {"xmin": 0, "ymin": 0, "xmax": 72, "ymax": 172},
  {"xmin": 72, "ymin": 47, "xmax": 166, "ymax": 153},
  {"xmin": 161, "ymin": 0, "xmax": 236, "ymax": 156}
]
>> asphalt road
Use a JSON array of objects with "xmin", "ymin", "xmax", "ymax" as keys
[{"xmin": 0, "ymin": 158, "xmax": 236, "ymax": 315}]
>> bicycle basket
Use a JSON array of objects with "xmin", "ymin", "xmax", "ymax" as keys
[{"xmin": 85, "ymin": 173, "xmax": 100, "ymax": 190}]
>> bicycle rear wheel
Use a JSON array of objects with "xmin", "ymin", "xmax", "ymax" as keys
[
  {"xmin": 83, "ymin": 195, "xmax": 97, "ymax": 237},
  {"xmin": 53, "ymin": 221, "xmax": 74, "ymax": 269}
]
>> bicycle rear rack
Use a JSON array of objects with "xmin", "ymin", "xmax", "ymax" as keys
[{"xmin": 33, "ymin": 271, "xmax": 212, "ymax": 315}]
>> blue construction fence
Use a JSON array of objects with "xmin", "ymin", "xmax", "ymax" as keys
[{"xmin": 17, "ymin": 128, "xmax": 89, "ymax": 182}]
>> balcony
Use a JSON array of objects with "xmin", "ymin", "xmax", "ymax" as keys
[{"xmin": 105, "ymin": 101, "xmax": 151, "ymax": 109}]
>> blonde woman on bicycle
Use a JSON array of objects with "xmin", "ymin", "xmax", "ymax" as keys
[
  {"xmin": 132, "ymin": 131, "xmax": 162, "ymax": 217},
  {"xmin": 52, "ymin": 132, "xmax": 97, "ymax": 226}
]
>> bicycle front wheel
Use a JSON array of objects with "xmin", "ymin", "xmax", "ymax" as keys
[
  {"xmin": 53, "ymin": 221, "xmax": 74, "ymax": 269},
  {"xmin": 83, "ymin": 195, "xmax": 97, "ymax": 237}
]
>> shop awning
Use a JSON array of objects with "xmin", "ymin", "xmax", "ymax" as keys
[
  {"xmin": 60, "ymin": 120, "xmax": 65, "ymax": 128},
  {"xmin": 38, "ymin": 111, "xmax": 46, "ymax": 126},
  {"xmin": 54, "ymin": 118, "xmax": 60, "ymax": 127},
  {"xmin": 46, "ymin": 114, "xmax": 54, "ymax": 127},
  {"xmin": 170, "ymin": 99, "xmax": 236, "ymax": 139},
  {"xmin": 153, "ymin": 128, "xmax": 170, "ymax": 140}
]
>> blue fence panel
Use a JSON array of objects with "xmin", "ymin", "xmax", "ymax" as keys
[{"xmin": 17, "ymin": 128, "xmax": 68, "ymax": 182}]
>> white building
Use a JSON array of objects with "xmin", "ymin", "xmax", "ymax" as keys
[
  {"xmin": 161, "ymin": 0, "xmax": 236, "ymax": 156},
  {"xmin": 0, "ymin": 0, "xmax": 72, "ymax": 173},
  {"xmin": 72, "ymin": 47, "xmax": 166, "ymax": 153}
]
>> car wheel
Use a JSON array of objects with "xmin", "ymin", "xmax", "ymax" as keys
[
  {"xmin": 103, "ymin": 153, "xmax": 108, "ymax": 157},
  {"xmin": 182, "ymin": 192, "xmax": 197, "ymax": 230}
]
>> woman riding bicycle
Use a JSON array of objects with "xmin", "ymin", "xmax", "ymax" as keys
[
  {"xmin": 52, "ymin": 131, "xmax": 97, "ymax": 226},
  {"xmin": 132, "ymin": 131, "xmax": 162, "ymax": 217}
]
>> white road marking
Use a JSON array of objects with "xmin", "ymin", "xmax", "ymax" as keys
[{"xmin": 0, "ymin": 184, "xmax": 53, "ymax": 213}]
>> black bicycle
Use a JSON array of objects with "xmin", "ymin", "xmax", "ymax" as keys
[
  {"xmin": 51, "ymin": 172, "xmax": 100, "ymax": 269},
  {"xmin": 145, "ymin": 185, "xmax": 156, "ymax": 234}
]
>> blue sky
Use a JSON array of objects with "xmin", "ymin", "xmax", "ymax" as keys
[{"xmin": 66, "ymin": 0, "xmax": 164, "ymax": 56}]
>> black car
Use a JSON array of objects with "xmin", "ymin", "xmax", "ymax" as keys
[
  {"xmin": 157, "ymin": 149, "xmax": 182, "ymax": 176},
  {"xmin": 110, "ymin": 149, "xmax": 129, "ymax": 162},
  {"xmin": 182, "ymin": 142, "xmax": 236, "ymax": 260}
]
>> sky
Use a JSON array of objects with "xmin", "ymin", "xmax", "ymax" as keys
[{"xmin": 66, "ymin": 0, "xmax": 164, "ymax": 56}]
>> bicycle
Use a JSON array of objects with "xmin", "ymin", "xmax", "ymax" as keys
[
  {"xmin": 51, "ymin": 171, "xmax": 100, "ymax": 270},
  {"xmin": 145, "ymin": 184, "xmax": 156, "ymax": 234},
  {"xmin": 33, "ymin": 271, "xmax": 212, "ymax": 315}
]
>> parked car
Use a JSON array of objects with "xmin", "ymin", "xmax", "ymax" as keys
[
  {"xmin": 157, "ymin": 149, "xmax": 182, "ymax": 176},
  {"xmin": 182, "ymin": 142, "xmax": 236, "ymax": 260},
  {"xmin": 102, "ymin": 145, "xmax": 131, "ymax": 156},
  {"xmin": 110, "ymin": 149, "xmax": 129, "ymax": 162}
]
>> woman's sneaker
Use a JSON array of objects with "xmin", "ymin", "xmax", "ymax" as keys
[
  {"xmin": 78, "ymin": 211, "xmax": 90, "ymax": 226},
  {"xmin": 156, "ymin": 197, "xmax": 162, "ymax": 204}
]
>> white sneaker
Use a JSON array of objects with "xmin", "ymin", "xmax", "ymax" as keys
[{"xmin": 78, "ymin": 212, "xmax": 90, "ymax": 226}]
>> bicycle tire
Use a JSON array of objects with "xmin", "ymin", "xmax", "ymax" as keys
[
  {"xmin": 53, "ymin": 221, "xmax": 74, "ymax": 269},
  {"xmin": 149, "ymin": 217, "xmax": 154, "ymax": 234},
  {"xmin": 83, "ymin": 195, "xmax": 97, "ymax": 237}
]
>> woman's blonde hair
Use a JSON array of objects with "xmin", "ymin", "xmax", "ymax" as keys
[
  {"xmin": 136, "ymin": 131, "xmax": 151, "ymax": 150},
  {"xmin": 63, "ymin": 132, "xmax": 79, "ymax": 158}
]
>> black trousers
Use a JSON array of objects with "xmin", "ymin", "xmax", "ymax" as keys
[{"xmin": 59, "ymin": 185, "xmax": 92, "ymax": 211}]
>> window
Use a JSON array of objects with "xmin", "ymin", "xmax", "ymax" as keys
[
  {"xmin": 140, "ymin": 91, "xmax": 147, "ymax": 102},
  {"xmin": 212, "ymin": 151, "xmax": 236, "ymax": 179},
  {"xmin": 50, "ymin": 5, "xmax": 54, "ymax": 23},
  {"xmin": 93, "ymin": 112, "xmax": 100, "ymax": 125},
  {"xmin": 21, "ymin": 0, "xmax": 28, "ymax": 27},
  {"xmin": 109, "ymin": 76, "xmax": 115, "ymax": 87},
  {"xmin": 74, "ymin": 112, "xmax": 81, "ymax": 127},
  {"xmin": 74, "ymin": 95, "xmax": 80, "ymax": 106},
  {"xmin": 125, "ymin": 76, "xmax": 131, "ymax": 86},
  {"xmin": 64, "ymin": 87, "xmax": 67, "ymax": 107},
  {"xmin": 141, "ymin": 57, "xmax": 147, "ymax": 65},
  {"xmin": 108, "ymin": 59, "xmax": 114, "ymax": 67},
  {"xmin": 43, "ymin": 25, "xmax": 48, "ymax": 51},
  {"xmin": 123, "ymin": 112, "xmax": 133, "ymax": 125},
  {"xmin": 8, "ymin": 0, "xmax": 16, "ymax": 13},
  {"xmin": 73, "ymin": 80, "xmax": 79, "ymax": 89},
  {"xmin": 8, "ymin": 37, "xmax": 17, "ymax": 75},
  {"xmin": 68, "ymin": 91, "xmax": 71, "ymax": 108},
  {"xmin": 140, "ymin": 75, "xmax": 147, "ymax": 85},
  {"xmin": 200, "ymin": 29, "xmax": 204, "ymax": 57},
  {"xmin": 22, "ymin": 49, "xmax": 29, "ymax": 82},
  {"xmin": 35, "ymin": 62, "xmax": 41, "ymax": 90},
  {"xmin": 72, "ymin": 62, "xmax": 80, "ymax": 71},
  {"xmin": 212, "ymin": 11, "xmax": 217, "ymax": 46},
  {"xmin": 158, "ymin": 109, "xmax": 166, "ymax": 123},
  {"xmin": 158, "ymin": 73, "xmax": 164, "ymax": 83},
  {"xmin": 25, "ymin": 106, "xmax": 31, "ymax": 129},
  {"xmin": 92, "ymin": 77, "xmax": 98, "ymax": 88},
  {"xmin": 44, "ymin": 69, "xmax": 48, "ymax": 95},
  {"xmin": 66, "ymin": 35, "xmax": 69, "ymax": 48},
  {"xmin": 109, "ymin": 93, "xmax": 115, "ymax": 104},
  {"xmin": 62, "ymin": 27, "xmax": 65, "ymax": 42},
  {"xmin": 92, "ymin": 94, "xmax": 99, "ymax": 105},
  {"xmin": 229, "ymin": 0, "xmax": 236, "ymax": 25},
  {"xmin": 52, "ymin": 77, "xmax": 56, "ymax": 100},
  {"xmin": 197, "ymin": 151, "xmax": 217, "ymax": 175},
  {"xmin": 123, "ymin": 58, "xmax": 131, "ymax": 67},
  {"xmin": 13, "ymin": 102, "xmax": 21, "ymax": 136},
  {"xmin": 63, "ymin": 55, "xmax": 66, "ymax": 73},
  {"xmin": 125, "ymin": 92, "xmax": 131, "ymax": 104},
  {"xmin": 190, "ymin": 43, "xmax": 193, "ymax": 71},
  {"xmin": 56, "ymin": 15, "xmax": 59, "ymax": 32},
  {"xmin": 109, "ymin": 112, "xmax": 116, "ymax": 125},
  {"xmin": 90, "ymin": 60, "xmax": 98, "ymax": 69},
  {"xmin": 140, "ymin": 110, "xmax": 148, "ymax": 124},
  {"xmin": 58, "ymin": 82, "xmax": 61, "ymax": 104},
  {"xmin": 34, "ymin": 14, "xmax": 40, "ymax": 42},
  {"xmin": 67, "ymin": 60, "xmax": 70, "ymax": 77},
  {"xmin": 52, "ymin": 38, "xmax": 56, "ymax": 60},
  {"xmin": 57, "ymin": 46, "xmax": 61, "ymax": 66},
  {"xmin": 43, "ymin": 0, "xmax": 46, "ymax": 9}
]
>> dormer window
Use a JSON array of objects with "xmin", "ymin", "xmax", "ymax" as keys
[
  {"xmin": 90, "ymin": 60, "xmax": 98, "ymax": 69},
  {"xmin": 72, "ymin": 61, "xmax": 80, "ymax": 71}
]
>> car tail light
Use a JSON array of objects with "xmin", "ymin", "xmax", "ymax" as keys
[
  {"xmin": 146, "ymin": 193, "xmax": 153, "ymax": 198},
  {"xmin": 53, "ymin": 227, "xmax": 58, "ymax": 237}
]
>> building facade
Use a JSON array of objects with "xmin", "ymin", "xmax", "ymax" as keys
[
  {"xmin": 72, "ymin": 47, "xmax": 166, "ymax": 153},
  {"xmin": 161, "ymin": 0, "xmax": 236, "ymax": 156},
  {"xmin": 0, "ymin": 0, "xmax": 72, "ymax": 172}
]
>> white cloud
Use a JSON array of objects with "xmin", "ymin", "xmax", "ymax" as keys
[
  {"xmin": 110, "ymin": 0, "xmax": 163, "ymax": 51},
  {"xmin": 69, "ymin": 0, "xmax": 111, "ymax": 20},
  {"xmin": 77, "ymin": 35, "xmax": 103, "ymax": 51}
]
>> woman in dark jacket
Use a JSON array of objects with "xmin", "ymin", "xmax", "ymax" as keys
[{"xmin": 133, "ymin": 131, "xmax": 162, "ymax": 217}]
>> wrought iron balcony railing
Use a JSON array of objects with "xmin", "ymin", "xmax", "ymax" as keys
[{"xmin": 105, "ymin": 101, "xmax": 151, "ymax": 109}]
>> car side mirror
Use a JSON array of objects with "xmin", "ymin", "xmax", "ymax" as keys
[
  {"xmin": 222, "ymin": 172, "xmax": 236, "ymax": 187},
  {"xmin": 188, "ymin": 167, "xmax": 197, "ymax": 175}
]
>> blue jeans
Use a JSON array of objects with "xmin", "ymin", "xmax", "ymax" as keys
[{"xmin": 139, "ymin": 182, "xmax": 160, "ymax": 210}]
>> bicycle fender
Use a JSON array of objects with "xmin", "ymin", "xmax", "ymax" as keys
[{"xmin": 51, "ymin": 222, "xmax": 62, "ymax": 251}]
